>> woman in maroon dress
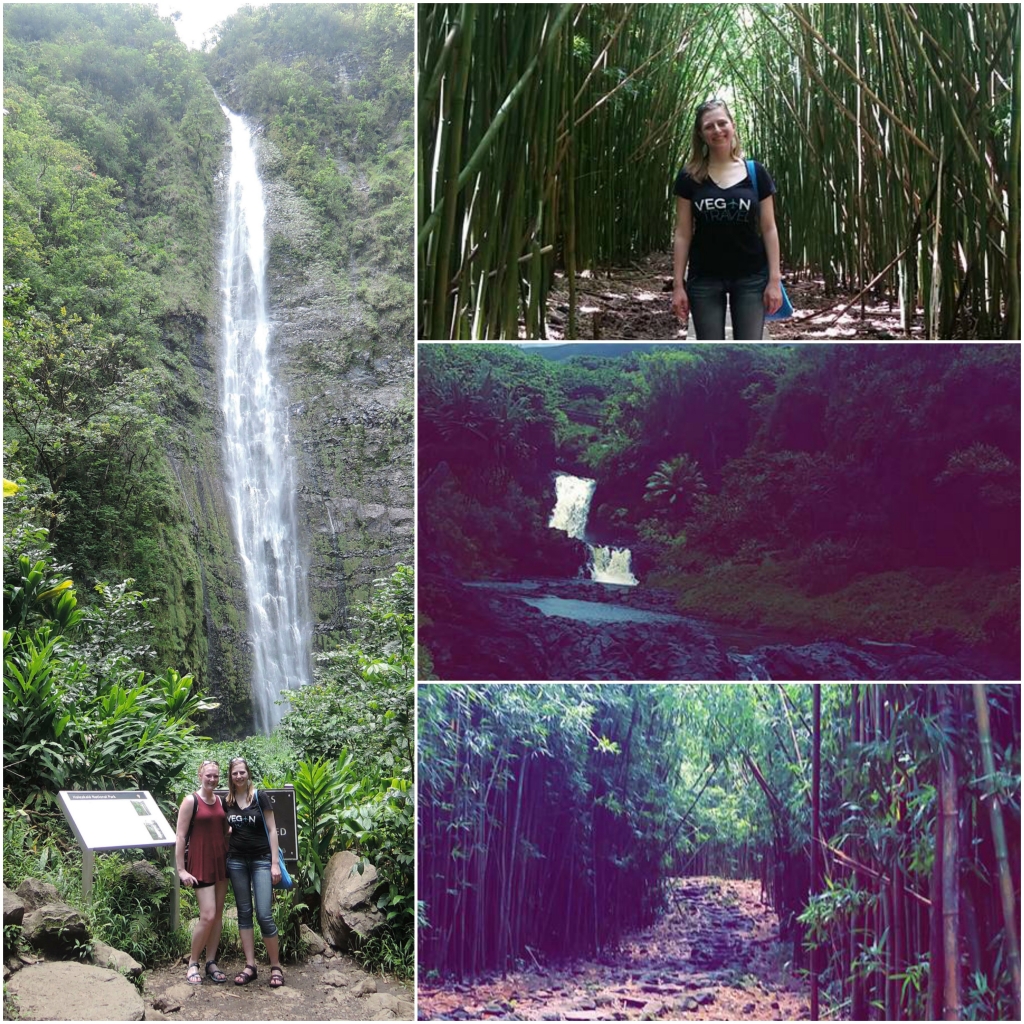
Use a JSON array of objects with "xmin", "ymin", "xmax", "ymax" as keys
[{"xmin": 174, "ymin": 760, "xmax": 230, "ymax": 985}]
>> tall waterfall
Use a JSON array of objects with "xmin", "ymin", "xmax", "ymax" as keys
[
  {"xmin": 548, "ymin": 473, "xmax": 638, "ymax": 586},
  {"xmin": 219, "ymin": 106, "xmax": 312, "ymax": 733}
]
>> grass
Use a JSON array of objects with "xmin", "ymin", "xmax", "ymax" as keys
[{"xmin": 651, "ymin": 561, "xmax": 1019, "ymax": 651}]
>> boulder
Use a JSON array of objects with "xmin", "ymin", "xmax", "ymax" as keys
[
  {"xmin": 320, "ymin": 851, "xmax": 386, "ymax": 949},
  {"xmin": 3, "ymin": 885, "xmax": 25, "ymax": 926},
  {"xmin": 21, "ymin": 903, "xmax": 89, "ymax": 955},
  {"xmin": 352, "ymin": 976, "xmax": 378, "ymax": 996},
  {"xmin": 123, "ymin": 860, "xmax": 165, "ymax": 893},
  {"xmin": 364, "ymin": 991, "xmax": 415, "ymax": 1019},
  {"xmin": 91, "ymin": 940, "xmax": 143, "ymax": 979},
  {"xmin": 299, "ymin": 923, "xmax": 328, "ymax": 954},
  {"xmin": 6, "ymin": 961, "xmax": 144, "ymax": 1020},
  {"xmin": 16, "ymin": 878, "xmax": 60, "ymax": 910}
]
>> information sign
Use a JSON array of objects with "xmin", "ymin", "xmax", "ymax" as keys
[{"xmin": 58, "ymin": 790, "xmax": 176, "ymax": 851}]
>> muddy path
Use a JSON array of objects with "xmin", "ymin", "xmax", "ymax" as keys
[
  {"xmin": 537, "ymin": 251, "xmax": 925, "ymax": 341},
  {"xmin": 144, "ymin": 949, "xmax": 413, "ymax": 1021},
  {"xmin": 418, "ymin": 878, "xmax": 811, "ymax": 1022}
]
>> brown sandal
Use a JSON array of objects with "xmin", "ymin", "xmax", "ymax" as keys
[
  {"xmin": 269, "ymin": 965, "xmax": 284, "ymax": 988},
  {"xmin": 234, "ymin": 963, "xmax": 258, "ymax": 985}
]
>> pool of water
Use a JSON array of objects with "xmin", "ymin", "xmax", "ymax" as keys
[{"xmin": 520, "ymin": 596, "xmax": 684, "ymax": 625}]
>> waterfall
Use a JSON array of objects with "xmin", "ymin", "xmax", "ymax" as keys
[
  {"xmin": 548, "ymin": 473, "xmax": 638, "ymax": 585},
  {"xmin": 219, "ymin": 106, "xmax": 312, "ymax": 733},
  {"xmin": 549, "ymin": 474, "xmax": 596, "ymax": 539}
]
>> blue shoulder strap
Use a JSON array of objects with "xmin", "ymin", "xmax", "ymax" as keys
[{"xmin": 746, "ymin": 159, "xmax": 758, "ymax": 201}]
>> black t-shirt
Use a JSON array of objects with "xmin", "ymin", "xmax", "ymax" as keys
[
  {"xmin": 674, "ymin": 160, "xmax": 776, "ymax": 278},
  {"xmin": 226, "ymin": 789, "xmax": 273, "ymax": 858}
]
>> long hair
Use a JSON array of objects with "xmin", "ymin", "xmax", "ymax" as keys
[
  {"xmin": 226, "ymin": 756, "xmax": 255, "ymax": 807},
  {"xmin": 684, "ymin": 98, "xmax": 744, "ymax": 183}
]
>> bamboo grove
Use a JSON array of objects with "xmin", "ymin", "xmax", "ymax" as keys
[
  {"xmin": 417, "ymin": 4, "xmax": 1019, "ymax": 339},
  {"xmin": 418, "ymin": 683, "xmax": 1021, "ymax": 1021},
  {"xmin": 744, "ymin": 3, "xmax": 1020, "ymax": 338}
]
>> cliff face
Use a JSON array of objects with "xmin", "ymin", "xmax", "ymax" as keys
[{"xmin": 259, "ymin": 134, "xmax": 414, "ymax": 638}]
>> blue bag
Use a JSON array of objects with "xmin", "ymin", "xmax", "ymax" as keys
[{"xmin": 747, "ymin": 159, "xmax": 793, "ymax": 320}]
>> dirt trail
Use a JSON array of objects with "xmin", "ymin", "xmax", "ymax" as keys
[
  {"xmin": 537, "ymin": 252, "xmax": 922, "ymax": 341},
  {"xmin": 144, "ymin": 950, "xmax": 413, "ymax": 1021},
  {"xmin": 418, "ymin": 878, "xmax": 810, "ymax": 1022}
]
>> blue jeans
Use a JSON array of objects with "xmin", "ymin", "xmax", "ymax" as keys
[
  {"xmin": 226, "ymin": 855, "xmax": 278, "ymax": 937},
  {"xmin": 688, "ymin": 271, "xmax": 768, "ymax": 340}
]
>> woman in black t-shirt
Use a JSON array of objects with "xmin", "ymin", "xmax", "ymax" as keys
[
  {"xmin": 225, "ymin": 757, "xmax": 284, "ymax": 987},
  {"xmin": 671, "ymin": 98, "xmax": 783, "ymax": 340}
]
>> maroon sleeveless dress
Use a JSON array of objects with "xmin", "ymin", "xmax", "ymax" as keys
[{"xmin": 187, "ymin": 793, "xmax": 228, "ymax": 884}]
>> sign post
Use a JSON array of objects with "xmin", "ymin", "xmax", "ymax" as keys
[{"xmin": 57, "ymin": 790, "xmax": 177, "ymax": 904}]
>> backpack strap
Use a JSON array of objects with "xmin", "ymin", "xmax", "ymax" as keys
[{"xmin": 747, "ymin": 159, "xmax": 759, "ymax": 202}]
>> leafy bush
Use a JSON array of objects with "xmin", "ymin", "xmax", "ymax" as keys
[
  {"xmin": 3, "ymin": 502, "xmax": 217, "ymax": 818},
  {"xmin": 88, "ymin": 854, "xmax": 180, "ymax": 966},
  {"xmin": 282, "ymin": 565, "xmax": 413, "ymax": 786}
]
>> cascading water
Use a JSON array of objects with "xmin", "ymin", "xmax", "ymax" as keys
[
  {"xmin": 548, "ymin": 473, "xmax": 638, "ymax": 585},
  {"xmin": 219, "ymin": 106, "xmax": 312, "ymax": 733}
]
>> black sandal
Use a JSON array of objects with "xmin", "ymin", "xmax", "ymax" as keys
[
  {"xmin": 186, "ymin": 961, "xmax": 202, "ymax": 985},
  {"xmin": 235, "ymin": 963, "xmax": 258, "ymax": 986},
  {"xmin": 269, "ymin": 965, "xmax": 284, "ymax": 988},
  {"xmin": 205, "ymin": 960, "xmax": 227, "ymax": 984}
]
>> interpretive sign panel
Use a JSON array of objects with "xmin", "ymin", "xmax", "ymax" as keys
[
  {"xmin": 214, "ymin": 787, "xmax": 298, "ymax": 862},
  {"xmin": 58, "ymin": 790, "xmax": 175, "ymax": 851}
]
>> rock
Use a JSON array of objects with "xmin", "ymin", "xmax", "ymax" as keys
[
  {"xmin": 299, "ymin": 923, "xmax": 328, "ymax": 954},
  {"xmin": 321, "ymin": 851, "xmax": 386, "ymax": 949},
  {"xmin": 124, "ymin": 860, "xmax": 165, "ymax": 893},
  {"xmin": 3, "ymin": 885, "xmax": 26, "ymax": 926},
  {"xmin": 738, "ymin": 639, "xmax": 990, "ymax": 681},
  {"xmin": 91, "ymin": 940, "xmax": 143, "ymax": 979},
  {"xmin": 364, "ymin": 993, "xmax": 402, "ymax": 1013},
  {"xmin": 16, "ymin": 878, "xmax": 60, "ymax": 910},
  {"xmin": 151, "ymin": 983, "xmax": 198, "ymax": 1012},
  {"xmin": 352, "ymin": 976, "xmax": 378, "ymax": 997},
  {"xmin": 21, "ymin": 903, "xmax": 89, "ymax": 954},
  {"xmin": 6, "ymin": 961, "xmax": 144, "ymax": 1020},
  {"xmin": 323, "ymin": 972, "xmax": 348, "ymax": 988},
  {"xmin": 147, "ymin": 1012, "xmax": 170, "ymax": 1022}
]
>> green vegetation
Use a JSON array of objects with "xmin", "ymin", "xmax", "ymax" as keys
[
  {"xmin": 4, "ymin": 3, "xmax": 414, "ymax": 980},
  {"xmin": 207, "ymin": 2, "xmax": 413, "ymax": 345},
  {"xmin": 419, "ymin": 3, "xmax": 1019, "ymax": 338},
  {"xmin": 418, "ymin": 343, "xmax": 1020, "ymax": 658},
  {"xmin": 3, "ymin": 3, "xmax": 236, "ymax": 709},
  {"xmin": 419, "ymin": 683, "xmax": 1021, "ymax": 1021}
]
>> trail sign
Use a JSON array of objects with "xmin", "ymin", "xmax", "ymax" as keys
[
  {"xmin": 57, "ymin": 790, "xmax": 179, "ymax": 926},
  {"xmin": 58, "ymin": 790, "xmax": 175, "ymax": 851}
]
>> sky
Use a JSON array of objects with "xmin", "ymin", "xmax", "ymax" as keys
[{"xmin": 155, "ymin": 0, "xmax": 268, "ymax": 51}]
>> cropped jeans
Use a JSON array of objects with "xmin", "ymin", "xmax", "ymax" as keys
[
  {"xmin": 226, "ymin": 854, "xmax": 278, "ymax": 937},
  {"xmin": 688, "ymin": 270, "xmax": 768, "ymax": 340}
]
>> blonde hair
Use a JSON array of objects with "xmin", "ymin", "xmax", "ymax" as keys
[
  {"xmin": 684, "ymin": 99, "xmax": 744, "ymax": 183},
  {"xmin": 226, "ymin": 756, "xmax": 255, "ymax": 807}
]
